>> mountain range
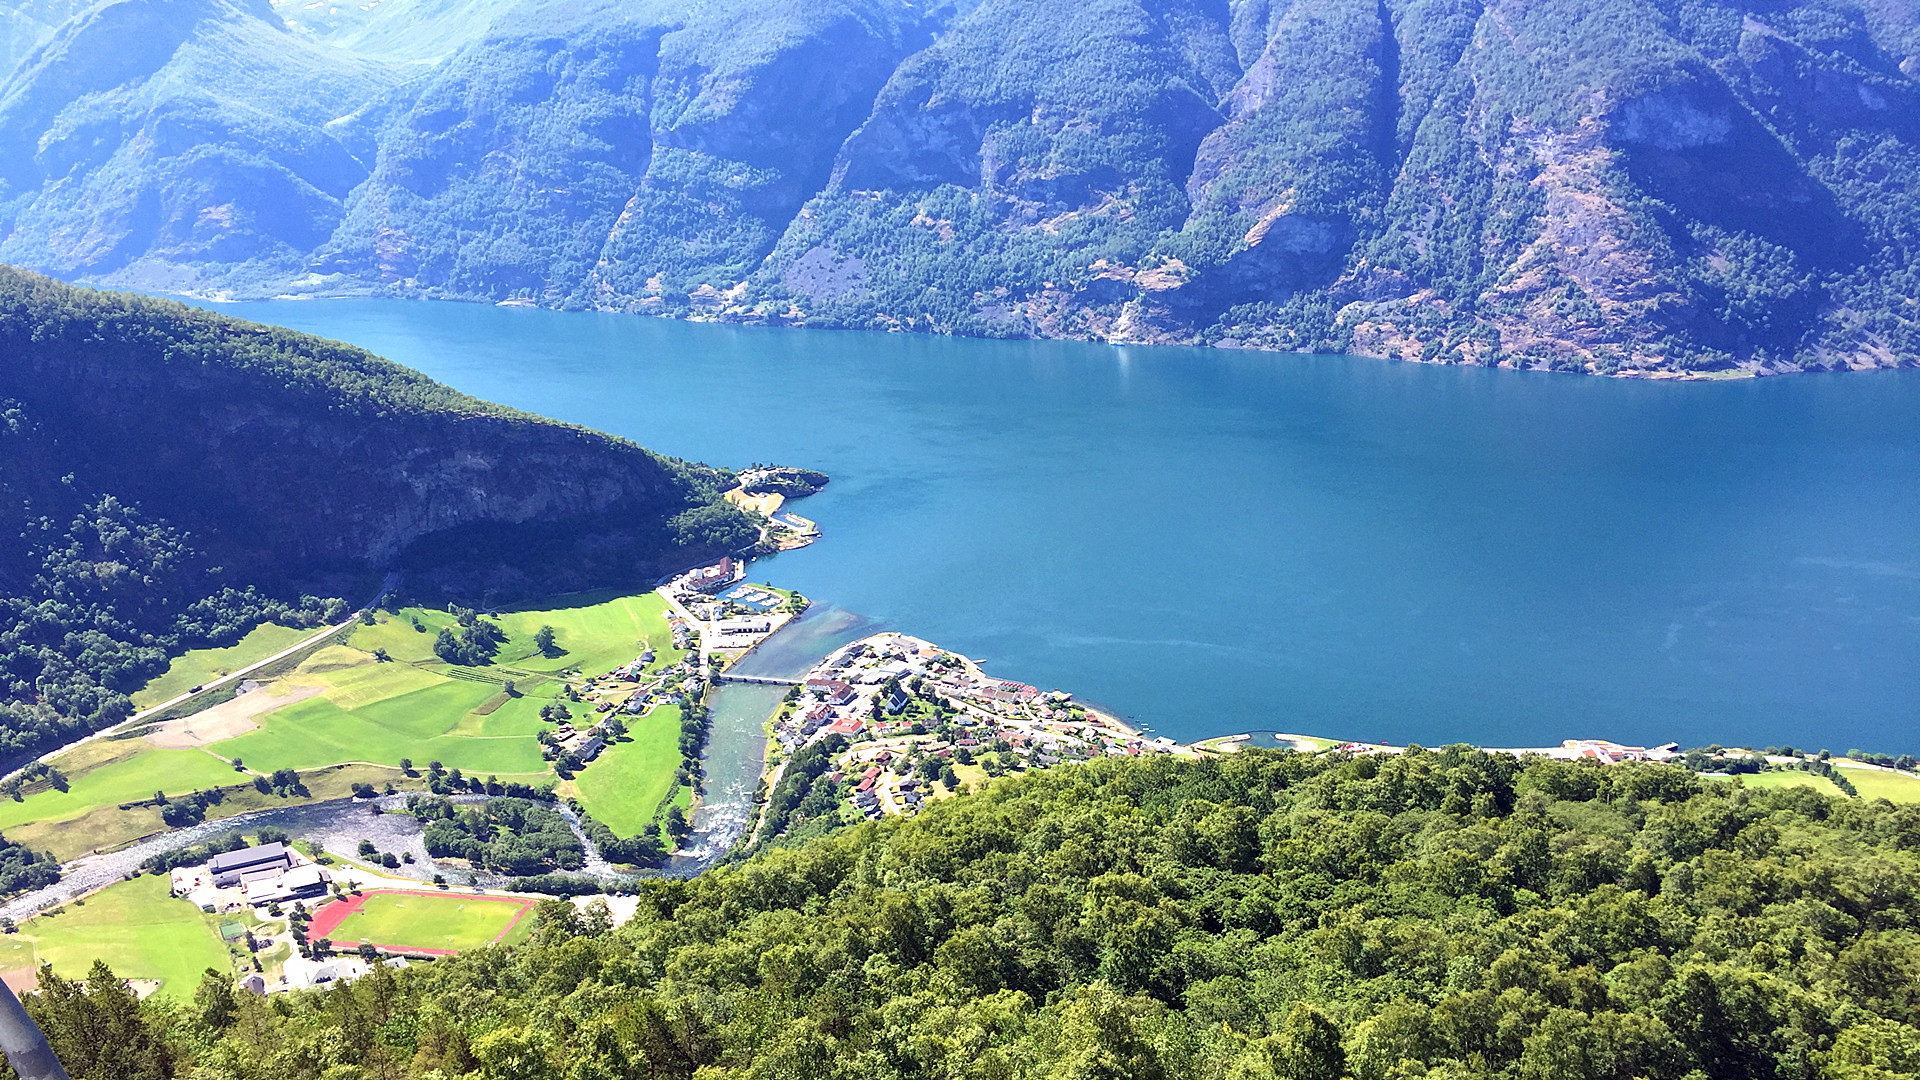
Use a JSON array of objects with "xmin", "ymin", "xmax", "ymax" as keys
[{"xmin": 4, "ymin": 0, "xmax": 1920, "ymax": 374}]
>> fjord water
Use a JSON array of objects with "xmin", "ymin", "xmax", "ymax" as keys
[{"xmin": 207, "ymin": 299, "xmax": 1920, "ymax": 753}]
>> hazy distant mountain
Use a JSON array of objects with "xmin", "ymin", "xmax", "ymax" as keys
[{"xmin": 5, "ymin": 0, "xmax": 1920, "ymax": 374}]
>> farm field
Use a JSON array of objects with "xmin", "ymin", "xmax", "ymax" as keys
[
  {"xmin": 1725, "ymin": 771, "xmax": 1848, "ymax": 798},
  {"xmin": 571, "ymin": 703, "xmax": 684, "ymax": 837},
  {"xmin": 0, "ymin": 745, "xmax": 242, "ymax": 832},
  {"xmin": 0, "ymin": 875, "xmax": 231, "ymax": 999},
  {"xmin": 131, "ymin": 622, "xmax": 318, "ymax": 708},
  {"xmin": 1, "ymin": 590, "xmax": 689, "ymax": 858},
  {"xmin": 213, "ymin": 673, "xmax": 548, "ymax": 774},
  {"xmin": 1839, "ymin": 766, "xmax": 1920, "ymax": 802},
  {"xmin": 310, "ymin": 890, "xmax": 533, "ymax": 954}
]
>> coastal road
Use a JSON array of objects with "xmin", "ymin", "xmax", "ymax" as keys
[
  {"xmin": 659, "ymin": 589, "xmax": 713, "ymax": 670},
  {"xmin": 1, "ymin": 573, "xmax": 399, "ymax": 785}
]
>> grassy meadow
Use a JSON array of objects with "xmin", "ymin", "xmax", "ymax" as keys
[
  {"xmin": 0, "ymin": 744, "xmax": 243, "ymax": 832},
  {"xmin": 571, "ymin": 703, "xmax": 684, "ymax": 837},
  {"xmin": 0, "ymin": 876, "xmax": 231, "ymax": 999},
  {"xmin": 1725, "ymin": 770, "xmax": 1848, "ymax": 798},
  {"xmin": 1839, "ymin": 766, "xmax": 1920, "ymax": 802},
  {"xmin": 131, "ymin": 623, "xmax": 319, "ymax": 709},
  {"xmin": 3, "ymin": 590, "xmax": 690, "ymax": 859}
]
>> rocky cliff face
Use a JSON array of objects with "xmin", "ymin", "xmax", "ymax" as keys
[
  {"xmin": 0, "ymin": 267, "xmax": 752, "ymax": 597},
  {"xmin": 5, "ymin": 0, "xmax": 1920, "ymax": 374}
]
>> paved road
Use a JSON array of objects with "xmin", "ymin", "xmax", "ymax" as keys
[{"xmin": 0, "ymin": 797, "xmax": 374, "ymax": 923}]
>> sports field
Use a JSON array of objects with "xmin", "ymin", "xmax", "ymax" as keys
[
  {"xmin": 0, "ymin": 875, "xmax": 231, "ymax": 999},
  {"xmin": 308, "ymin": 891, "xmax": 535, "ymax": 954}
]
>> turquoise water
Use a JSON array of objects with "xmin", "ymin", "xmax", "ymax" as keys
[{"xmin": 199, "ymin": 299, "xmax": 1920, "ymax": 753}]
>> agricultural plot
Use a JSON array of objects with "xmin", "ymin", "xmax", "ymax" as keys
[
  {"xmin": 2, "ymin": 591, "xmax": 688, "ymax": 860},
  {"xmin": 571, "ymin": 704, "xmax": 684, "ymax": 837},
  {"xmin": 308, "ymin": 890, "xmax": 533, "ymax": 954},
  {"xmin": 130, "ymin": 622, "xmax": 318, "ymax": 708},
  {"xmin": 0, "ymin": 876, "xmax": 231, "ymax": 999}
]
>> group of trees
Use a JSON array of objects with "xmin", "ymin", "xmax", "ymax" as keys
[
  {"xmin": 432, "ymin": 607, "xmax": 507, "ymax": 666},
  {"xmin": 675, "ymin": 702, "xmax": 710, "ymax": 788},
  {"xmin": 251, "ymin": 768, "xmax": 309, "ymax": 799},
  {"xmin": 752, "ymin": 733, "xmax": 850, "ymax": 847},
  {"xmin": 28, "ymin": 746, "xmax": 1920, "ymax": 1080},
  {"xmin": 0, "ymin": 762, "xmax": 67, "ymax": 801},
  {"xmin": 0, "ymin": 833, "xmax": 58, "ymax": 897},
  {"xmin": 152, "ymin": 786, "xmax": 225, "ymax": 827},
  {"xmin": 410, "ymin": 796, "xmax": 584, "ymax": 875}
]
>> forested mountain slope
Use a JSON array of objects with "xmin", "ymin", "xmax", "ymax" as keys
[
  {"xmin": 7, "ymin": 0, "xmax": 1920, "ymax": 374},
  {"xmin": 29, "ymin": 747, "xmax": 1920, "ymax": 1079},
  {"xmin": 0, "ymin": 267, "xmax": 751, "ymax": 762}
]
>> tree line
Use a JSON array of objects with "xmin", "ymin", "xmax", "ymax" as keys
[{"xmin": 16, "ymin": 746, "xmax": 1920, "ymax": 1080}]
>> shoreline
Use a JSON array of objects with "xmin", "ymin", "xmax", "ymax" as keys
[{"xmin": 167, "ymin": 287, "xmax": 1899, "ymax": 381}]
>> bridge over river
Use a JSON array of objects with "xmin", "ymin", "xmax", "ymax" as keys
[{"xmin": 714, "ymin": 673, "xmax": 801, "ymax": 686}]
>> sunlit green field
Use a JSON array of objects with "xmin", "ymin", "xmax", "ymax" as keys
[
  {"xmin": 0, "ymin": 747, "xmax": 242, "ymax": 832},
  {"xmin": 1727, "ymin": 770, "xmax": 1847, "ymax": 798},
  {"xmin": 3, "ymin": 591, "xmax": 690, "ymax": 860},
  {"xmin": 317, "ymin": 892, "xmax": 530, "ymax": 952},
  {"xmin": 571, "ymin": 704, "xmax": 683, "ymax": 837},
  {"xmin": 350, "ymin": 591, "xmax": 686, "ymax": 677},
  {"xmin": 214, "ymin": 673, "xmax": 548, "ymax": 774},
  {"xmin": 1839, "ymin": 766, "xmax": 1920, "ymax": 803},
  {"xmin": 212, "ymin": 591, "xmax": 688, "ymax": 777},
  {"xmin": 131, "ymin": 623, "xmax": 319, "ymax": 708},
  {"xmin": 0, "ymin": 876, "xmax": 231, "ymax": 999}
]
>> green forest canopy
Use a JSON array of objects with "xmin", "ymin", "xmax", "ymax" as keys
[{"xmin": 26, "ymin": 746, "xmax": 1920, "ymax": 1080}]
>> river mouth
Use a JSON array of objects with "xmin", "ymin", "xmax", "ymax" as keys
[{"xmin": 669, "ymin": 603, "xmax": 882, "ymax": 872}]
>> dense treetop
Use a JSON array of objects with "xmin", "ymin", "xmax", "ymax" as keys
[{"xmin": 28, "ymin": 747, "xmax": 1920, "ymax": 1079}]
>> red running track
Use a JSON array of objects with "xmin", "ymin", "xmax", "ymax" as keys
[{"xmin": 305, "ymin": 889, "xmax": 537, "ymax": 956}]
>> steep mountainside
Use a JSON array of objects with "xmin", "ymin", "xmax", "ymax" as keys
[
  {"xmin": 0, "ymin": 266, "xmax": 751, "ymax": 760},
  {"xmin": 7, "ymin": 0, "xmax": 1920, "ymax": 374}
]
